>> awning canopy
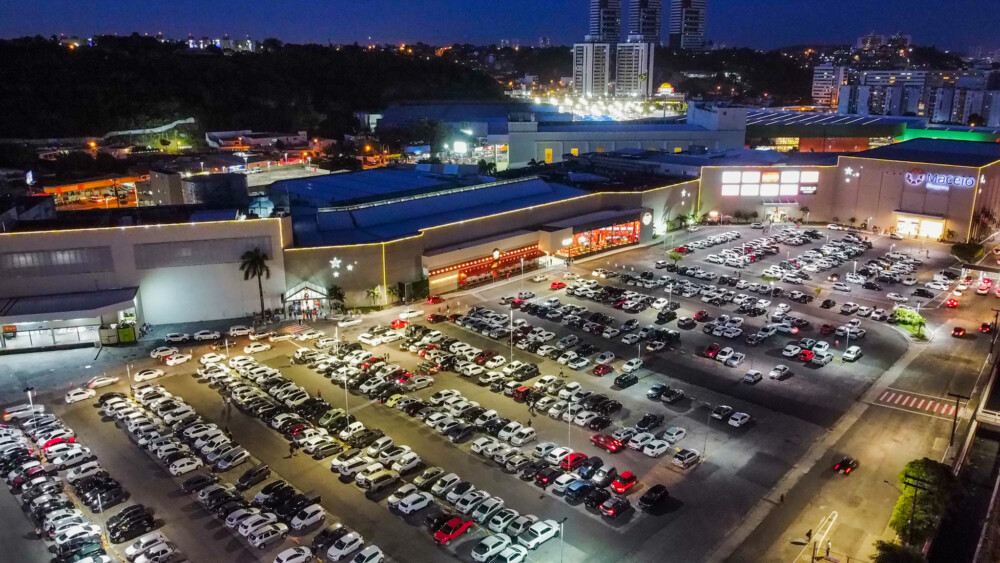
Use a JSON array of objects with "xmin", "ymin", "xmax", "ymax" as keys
[
  {"xmin": 542, "ymin": 208, "xmax": 647, "ymax": 234},
  {"xmin": 0, "ymin": 287, "xmax": 138, "ymax": 324}
]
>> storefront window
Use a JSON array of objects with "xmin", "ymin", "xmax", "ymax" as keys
[{"xmin": 554, "ymin": 220, "xmax": 641, "ymax": 259}]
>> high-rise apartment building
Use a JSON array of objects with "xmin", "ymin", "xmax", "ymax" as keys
[
  {"xmin": 572, "ymin": 42, "xmax": 612, "ymax": 97},
  {"xmin": 628, "ymin": 0, "xmax": 662, "ymax": 43},
  {"xmin": 668, "ymin": 0, "xmax": 706, "ymax": 50},
  {"xmin": 616, "ymin": 38, "xmax": 656, "ymax": 97},
  {"xmin": 811, "ymin": 64, "xmax": 848, "ymax": 107},
  {"xmin": 589, "ymin": 0, "xmax": 622, "ymax": 43}
]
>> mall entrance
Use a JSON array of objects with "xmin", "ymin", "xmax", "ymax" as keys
[{"xmin": 896, "ymin": 215, "xmax": 944, "ymax": 239}]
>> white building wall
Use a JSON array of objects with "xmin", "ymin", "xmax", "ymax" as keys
[{"xmin": 0, "ymin": 218, "xmax": 288, "ymax": 325}]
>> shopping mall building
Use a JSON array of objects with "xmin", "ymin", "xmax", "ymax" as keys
[{"xmin": 3, "ymin": 130, "xmax": 1000, "ymax": 352}]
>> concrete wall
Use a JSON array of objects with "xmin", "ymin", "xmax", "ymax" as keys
[{"xmin": 0, "ymin": 218, "xmax": 288, "ymax": 325}]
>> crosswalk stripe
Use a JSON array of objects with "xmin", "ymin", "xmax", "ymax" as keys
[
  {"xmin": 894, "ymin": 395, "xmax": 904, "ymax": 404},
  {"xmin": 879, "ymin": 391, "xmax": 890, "ymax": 401},
  {"xmin": 935, "ymin": 403, "xmax": 943, "ymax": 413},
  {"xmin": 917, "ymin": 399, "xmax": 926, "ymax": 409},
  {"xmin": 948, "ymin": 405, "xmax": 956, "ymax": 415},
  {"xmin": 927, "ymin": 401, "xmax": 936, "ymax": 412}
]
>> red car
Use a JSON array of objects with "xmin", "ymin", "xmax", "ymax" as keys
[
  {"xmin": 591, "ymin": 433, "xmax": 624, "ymax": 453},
  {"xmin": 41, "ymin": 437, "xmax": 76, "ymax": 452},
  {"xmin": 694, "ymin": 310, "xmax": 709, "ymax": 321},
  {"xmin": 560, "ymin": 452, "xmax": 589, "ymax": 471},
  {"xmin": 550, "ymin": 281, "xmax": 567, "ymax": 290},
  {"xmin": 797, "ymin": 350, "xmax": 815, "ymax": 362},
  {"xmin": 703, "ymin": 343, "xmax": 721, "ymax": 358},
  {"xmin": 417, "ymin": 345, "xmax": 439, "ymax": 357},
  {"xmin": 981, "ymin": 323, "xmax": 993, "ymax": 333},
  {"xmin": 433, "ymin": 517, "xmax": 474, "ymax": 545},
  {"xmin": 390, "ymin": 319, "xmax": 409, "ymax": 330},
  {"xmin": 511, "ymin": 298, "xmax": 524, "ymax": 309},
  {"xmin": 673, "ymin": 246, "xmax": 692, "ymax": 254},
  {"xmin": 593, "ymin": 364, "xmax": 613, "ymax": 376},
  {"xmin": 820, "ymin": 324, "xmax": 836, "ymax": 335},
  {"xmin": 611, "ymin": 471, "xmax": 638, "ymax": 494},
  {"xmin": 427, "ymin": 296, "xmax": 443, "ymax": 304},
  {"xmin": 945, "ymin": 298, "xmax": 959, "ymax": 308},
  {"xmin": 426, "ymin": 314, "xmax": 447, "ymax": 323}
]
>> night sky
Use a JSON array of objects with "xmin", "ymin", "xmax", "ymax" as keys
[{"xmin": 0, "ymin": 0, "xmax": 994, "ymax": 51}]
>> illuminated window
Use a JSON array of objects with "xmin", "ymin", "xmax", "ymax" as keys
[
  {"xmin": 721, "ymin": 184, "xmax": 741, "ymax": 196},
  {"xmin": 780, "ymin": 170, "xmax": 800, "ymax": 183},
  {"xmin": 740, "ymin": 184, "xmax": 760, "ymax": 196},
  {"xmin": 597, "ymin": 148, "xmax": 604, "ymax": 153},
  {"xmin": 674, "ymin": 147, "xmax": 682, "ymax": 153},
  {"xmin": 760, "ymin": 184, "xmax": 780, "ymax": 197},
  {"xmin": 721, "ymin": 171, "xmax": 742, "ymax": 183},
  {"xmin": 800, "ymin": 170, "xmax": 820, "ymax": 183},
  {"xmin": 779, "ymin": 184, "xmax": 799, "ymax": 196},
  {"xmin": 761, "ymin": 171, "xmax": 780, "ymax": 184},
  {"xmin": 570, "ymin": 148, "xmax": 579, "ymax": 156},
  {"xmin": 544, "ymin": 148, "xmax": 552, "ymax": 163},
  {"xmin": 741, "ymin": 171, "xmax": 761, "ymax": 183}
]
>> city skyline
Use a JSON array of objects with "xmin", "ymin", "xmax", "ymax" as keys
[{"xmin": 0, "ymin": 0, "xmax": 996, "ymax": 52}]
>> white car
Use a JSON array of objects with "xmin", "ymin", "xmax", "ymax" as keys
[
  {"xmin": 163, "ymin": 333, "xmax": 190, "ymax": 343},
  {"xmin": 742, "ymin": 370, "xmax": 763, "ymax": 384},
  {"xmin": 87, "ymin": 376, "xmax": 119, "ymax": 389},
  {"xmin": 517, "ymin": 519, "xmax": 559, "ymax": 549},
  {"xmin": 338, "ymin": 317, "xmax": 363, "ymax": 328},
  {"xmin": 781, "ymin": 345, "xmax": 802, "ymax": 357},
  {"xmin": 350, "ymin": 546, "xmax": 383, "ymax": 563},
  {"xmin": 724, "ymin": 352, "xmax": 745, "ymax": 367},
  {"xmin": 729, "ymin": 412, "xmax": 752, "ymax": 427},
  {"xmin": 642, "ymin": 439, "xmax": 671, "ymax": 457},
  {"xmin": 662, "ymin": 426, "xmax": 687, "ymax": 443},
  {"xmin": 165, "ymin": 354, "xmax": 192, "ymax": 366},
  {"xmin": 843, "ymin": 346, "xmax": 863, "ymax": 361},
  {"xmin": 325, "ymin": 531, "xmax": 363, "ymax": 561},
  {"xmin": 66, "ymin": 460, "xmax": 103, "ymax": 484},
  {"xmin": 274, "ymin": 547, "xmax": 314, "ymax": 563},
  {"xmin": 472, "ymin": 534, "xmax": 512, "ymax": 562},
  {"xmin": 886, "ymin": 293, "xmax": 908, "ymax": 303},
  {"xmin": 832, "ymin": 282, "xmax": 851, "ymax": 292},
  {"xmin": 193, "ymin": 330, "xmax": 221, "ymax": 341},
  {"xmin": 595, "ymin": 351, "xmax": 615, "ymax": 365},
  {"xmin": 396, "ymin": 491, "xmax": 434, "ymax": 515},
  {"xmin": 65, "ymin": 388, "xmax": 96, "ymax": 404},
  {"xmin": 124, "ymin": 531, "xmax": 168, "ymax": 559},
  {"xmin": 298, "ymin": 329, "xmax": 325, "ymax": 341},
  {"xmin": 621, "ymin": 358, "xmax": 643, "ymax": 373},
  {"xmin": 244, "ymin": 342, "xmax": 272, "ymax": 354},
  {"xmin": 168, "ymin": 457, "xmax": 203, "ymax": 476},
  {"xmin": 290, "ymin": 504, "xmax": 326, "ymax": 530},
  {"xmin": 200, "ymin": 352, "xmax": 227, "ymax": 365},
  {"xmin": 133, "ymin": 369, "xmax": 164, "ymax": 382},
  {"xmin": 54, "ymin": 524, "xmax": 102, "ymax": 546},
  {"xmin": 150, "ymin": 346, "xmax": 179, "ymax": 359},
  {"xmin": 239, "ymin": 512, "xmax": 278, "ymax": 537}
]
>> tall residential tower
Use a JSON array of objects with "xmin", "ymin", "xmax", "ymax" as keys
[
  {"xmin": 588, "ymin": 0, "xmax": 622, "ymax": 43},
  {"xmin": 669, "ymin": 0, "xmax": 706, "ymax": 50},
  {"xmin": 628, "ymin": 0, "xmax": 662, "ymax": 43}
]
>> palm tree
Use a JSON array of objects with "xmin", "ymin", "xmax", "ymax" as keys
[
  {"xmin": 386, "ymin": 285, "xmax": 399, "ymax": 304},
  {"xmin": 849, "ymin": 217, "xmax": 857, "ymax": 226},
  {"xmin": 239, "ymin": 248, "xmax": 271, "ymax": 314},
  {"xmin": 366, "ymin": 285, "xmax": 382, "ymax": 307},
  {"xmin": 327, "ymin": 284, "xmax": 345, "ymax": 304},
  {"xmin": 944, "ymin": 229, "xmax": 956, "ymax": 241}
]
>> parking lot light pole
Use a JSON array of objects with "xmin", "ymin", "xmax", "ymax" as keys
[
  {"xmin": 559, "ymin": 516, "xmax": 568, "ymax": 563},
  {"xmin": 24, "ymin": 386, "xmax": 36, "ymax": 430}
]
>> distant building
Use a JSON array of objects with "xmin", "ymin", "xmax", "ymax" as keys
[
  {"xmin": 589, "ymin": 0, "xmax": 621, "ymax": 43},
  {"xmin": 811, "ymin": 64, "xmax": 848, "ymax": 107},
  {"xmin": 572, "ymin": 43, "xmax": 612, "ymax": 97},
  {"xmin": 187, "ymin": 34, "xmax": 257, "ymax": 52},
  {"xmin": 628, "ymin": 0, "xmax": 662, "ymax": 43},
  {"xmin": 205, "ymin": 130, "xmax": 308, "ymax": 151},
  {"xmin": 836, "ymin": 69, "xmax": 999, "ymax": 125},
  {"xmin": 147, "ymin": 170, "xmax": 249, "ymax": 207},
  {"xmin": 615, "ymin": 39, "xmax": 656, "ymax": 97},
  {"xmin": 669, "ymin": 0, "xmax": 706, "ymax": 50},
  {"xmin": 538, "ymin": 36, "xmax": 551, "ymax": 48}
]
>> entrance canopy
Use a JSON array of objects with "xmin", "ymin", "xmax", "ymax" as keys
[{"xmin": 0, "ymin": 287, "xmax": 138, "ymax": 324}]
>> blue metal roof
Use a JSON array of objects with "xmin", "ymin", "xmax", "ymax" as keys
[
  {"xmin": 745, "ymin": 109, "xmax": 925, "ymax": 128},
  {"xmin": 270, "ymin": 168, "xmax": 466, "ymax": 207},
  {"xmin": 293, "ymin": 177, "xmax": 587, "ymax": 246},
  {"xmin": 537, "ymin": 120, "xmax": 703, "ymax": 133},
  {"xmin": 854, "ymin": 139, "xmax": 1000, "ymax": 167}
]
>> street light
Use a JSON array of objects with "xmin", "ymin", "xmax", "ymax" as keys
[{"xmin": 558, "ymin": 516, "xmax": 568, "ymax": 563}]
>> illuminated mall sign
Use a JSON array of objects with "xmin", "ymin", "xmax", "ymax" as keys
[
  {"xmin": 720, "ymin": 169, "xmax": 819, "ymax": 197},
  {"xmin": 904, "ymin": 168, "xmax": 975, "ymax": 191}
]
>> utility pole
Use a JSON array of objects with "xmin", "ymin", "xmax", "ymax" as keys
[
  {"xmin": 947, "ymin": 392, "xmax": 970, "ymax": 447},
  {"xmin": 901, "ymin": 473, "xmax": 934, "ymax": 545}
]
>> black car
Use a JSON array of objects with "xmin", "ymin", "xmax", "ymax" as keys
[
  {"xmin": 215, "ymin": 499, "xmax": 248, "ymax": 519},
  {"xmin": 85, "ymin": 485, "xmax": 128, "ymax": 512},
  {"xmin": 259, "ymin": 486, "xmax": 297, "ymax": 510},
  {"xmin": 55, "ymin": 534, "xmax": 104, "ymax": 557},
  {"xmin": 483, "ymin": 418, "xmax": 510, "ymax": 437},
  {"xmin": 326, "ymin": 414, "xmax": 358, "ymax": 433},
  {"xmin": 595, "ymin": 400, "xmax": 623, "ymax": 416},
  {"xmin": 534, "ymin": 467, "xmax": 562, "ymax": 488},
  {"xmin": 588, "ymin": 416, "xmax": 612, "ymax": 431},
  {"xmin": 646, "ymin": 384, "xmax": 667, "ymax": 399},
  {"xmin": 639, "ymin": 484, "xmax": 669, "ymax": 511},
  {"xmin": 312, "ymin": 524, "xmax": 352, "ymax": 553},
  {"xmin": 107, "ymin": 512, "xmax": 154, "ymax": 543},
  {"xmin": 614, "ymin": 373, "xmax": 638, "ymax": 389},
  {"xmin": 236, "ymin": 463, "xmax": 271, "ymax": 491},
  {"xmin": 913, "ymin": 288, "xmax": 934, "ymax": 298},
  {"xmin": 446, "ymin": 423, "xmax": 476, "ymax": 443},
  {"xmin": 107, "ymin": 504, "xmax": 150, "ymax": 528},
  {"xmin": 600, "ymin": 495, "xmax": 631, "ymax": 519},
  {"xmin": 97, "ymin": 392, "xmax": 126, "ymax": 405},
  {"xmin": 656, "ymin": 310, "xmax": 677, "ymax": 323},
  {"xmin": 277, "ymin": 493, "xmax": 321, "ymax": 521},
  {"xmin": 425, "ymin": 509, "xmax": 458, "ymax": 531},
  {"xmin": 576, "ymin": 343, "xmax": 598, "ymax": 357},
  {"xmin": 413, "ymin": 467, "xmax": 446, "ymax": 490},
  {"xmin": 462, "ymin": 406, "xmax": 487, "ymax": 423},
  {"xmin": 820, "ymin": 299, "xmax": 836, "ymax": 309},
  {"xmin": 576, "ymin": 456, "xmax": 605, "ymax": 480},
  {"xmin": 635, "ymin": 413, "xmax": 664, "ymax": 432},
  {"xmin": 55, "ymin": 541, "xmax": 105, "ymax": 563},
  {"xmin": 584, "ymin": 488, "xmax": 612, "ymax": 509},
  {"xmin": 862, "ymin": 281, "xmax": 882, "ymax": 291},
  {"xmin": 519, "ymin": 459, "xmax": 548, "ymax": 481}
]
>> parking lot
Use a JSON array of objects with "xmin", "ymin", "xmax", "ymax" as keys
[{"xmin": 7, "ymin": 222, "xmax": 1000, "ymax": 563}]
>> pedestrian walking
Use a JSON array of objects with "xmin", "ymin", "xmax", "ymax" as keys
[
  {"xmin": 780, "ymin": 493, "xmax": 784, "ymax": 504},
  {"xmin": 527, "ymin": 418, "xmax": 533, "ymax": 427},
  {"xmin": 559, "ymin": 369, "xmax": 565, "ymax": 379},
  {"xmin": 287, "ymin": 443, "xmax": 295, "ymax": 458},
  {"xmin": 806, "ymin": 529, "xmax": 812, "ymax": 541},
  {"xmin": 224, "ymin": 426, "xmax": 232, "ymax": 438},
  {"xmin": 317, "ymin": 389, "xmax": 322, "ymax": 398}
]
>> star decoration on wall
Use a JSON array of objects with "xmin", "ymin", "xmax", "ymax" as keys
[
  {"xmin": 330, "ymin": 258, "xmax": 342, "ymax": 269},
  {"xmin": 346, "ymin": 264, "xmax": 354, "ymax": 271}
]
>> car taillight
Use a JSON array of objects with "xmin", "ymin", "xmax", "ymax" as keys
[
  {"xmin": 845, "ymin": 467, "xmax": 851, "ymax": 473},
  {"xmin": 834, "ymin": 464, "xmax": 840, "ymax": 470}
]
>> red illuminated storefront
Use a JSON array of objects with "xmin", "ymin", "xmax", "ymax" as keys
[
  {"xmin": 553, "ymin": 220, "xmax": 641, "ymax": 259},
  {"xmin": 428, "ymin": 244, "xmax": 546, "ymax": 287}
]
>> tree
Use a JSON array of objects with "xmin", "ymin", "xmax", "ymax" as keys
[
  {"xmin": 943, "ymin": 229, "xmax": 957, "ymax": 242},
  {"xmin": 327, "ymin": 284, "xmax": 345, "ymax": 304},
  {"xmin": 733, "ymin": 210, "xmax": 746, "ymax": 223},
  {"xmin": 158, "ymin": 138, "xmax": 170, "ymax": 149},
  {"xmin": 849, "ymin": 217, "xmax": 857, "ymax": 226},
  {"xmin": 872, "ymin": 540, "xmax": 925, "ymax": 563},
  {"xmin": 968, "ymin": 113, "xmax": 985, "ymax": 127},
  {"xmin": 669, "ymin": 251, "xmax": 684, "ymax": 265},
  {"xmin": 386, "ymin": 285, "xmax": 399, "ymax": 304},
  {"xmin": 950, "ymin": 242, "xmax": 983, "ymax": 262},
  {"xmin": 892, "ymin": 307, "xmax": 927, "ymax": 337},
  {"xmin": 750, "ymin": 211, "xmax": 759, "ymax": 221},
  {"xmin": 832, "ymin": 216, "xmax": 840, "ymax": 223},
  {"xmin": 477, "ymin": 159, "xmax": 496, "ymax": 176},
  {"xmin": 366, "ymin": 285, "xmax": 382, "ymax": 307},
  {"xmin": 888, "ymin": 458, "xmax": 958, "ymax": 545},
  {"xmin": 238, "ymin": 248, "xmax": 271, "ymax": 314},
  {"xmin": 274, "ymin": 139, "xmax": 285, "ymax": 152}
]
